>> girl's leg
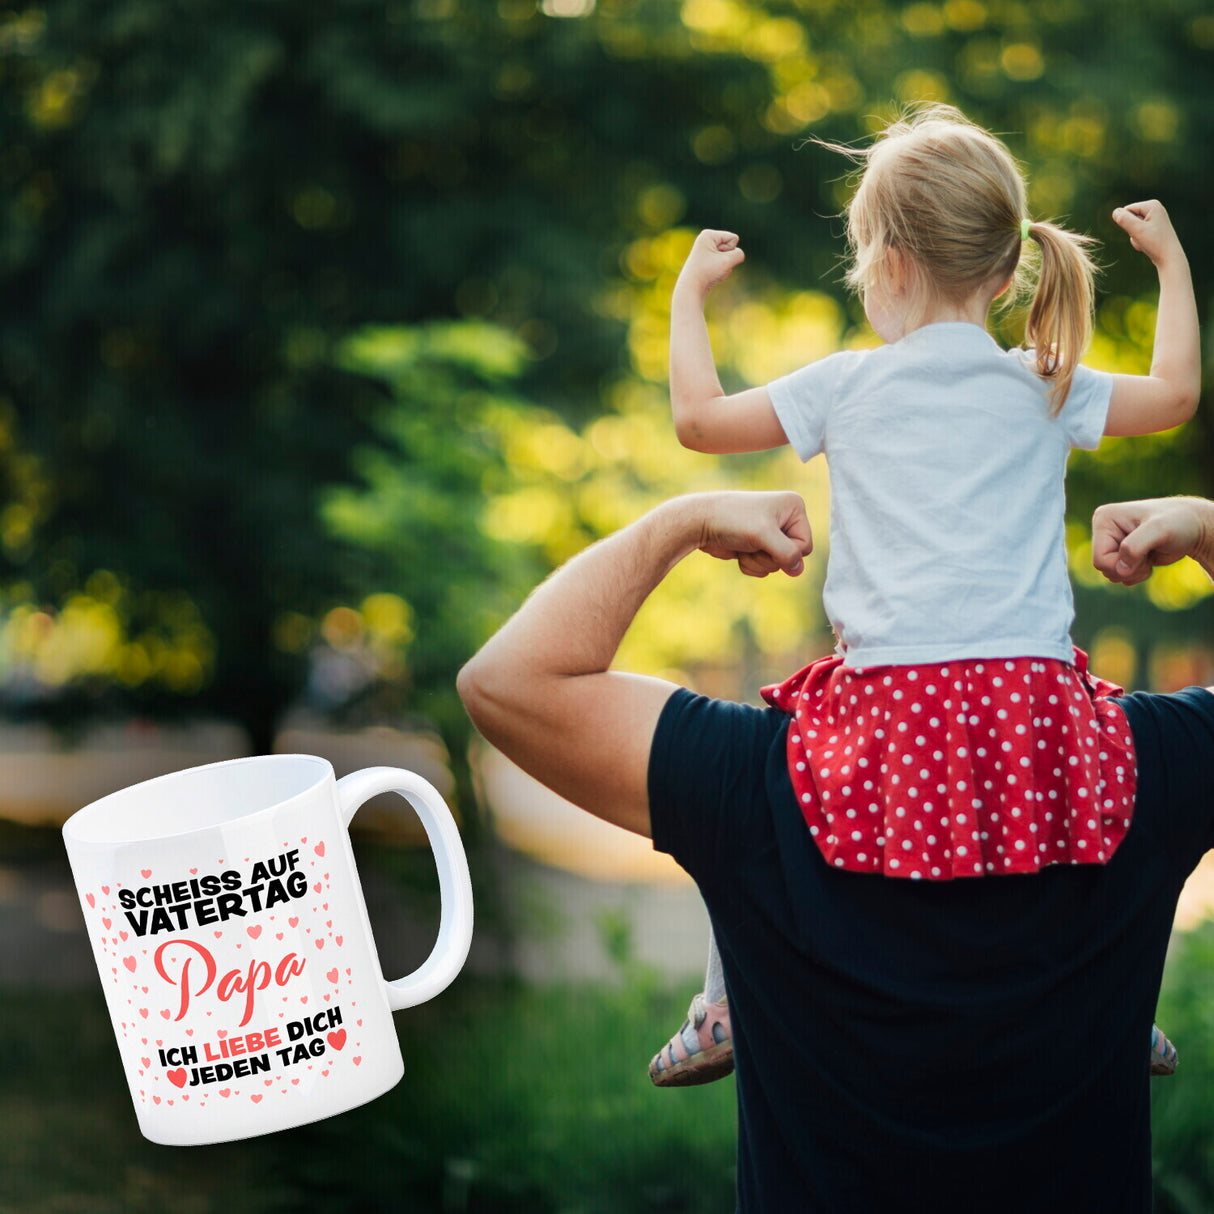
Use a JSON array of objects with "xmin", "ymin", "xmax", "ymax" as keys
[
  {"xmin": 703, "ymin": 926, "xmax": 726, "ymax": 1004},
  {"xmin": 649, "ymin": 926, "xmax": 734, "ymax": 1087}
]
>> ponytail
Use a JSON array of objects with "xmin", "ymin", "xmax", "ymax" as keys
[{"xmin": 1022, "ymin": 221, "xmax": 1098, "ymax": 414}]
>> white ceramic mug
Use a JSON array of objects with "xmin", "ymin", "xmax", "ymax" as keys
[{"xmin": 62, "ymin": 755, "xmax": 474, "ymax": 1146}]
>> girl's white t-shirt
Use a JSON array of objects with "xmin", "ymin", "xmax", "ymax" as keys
[{"xmin": 767, "ymin": 321, "xmax": 1113, "ymax": 669}]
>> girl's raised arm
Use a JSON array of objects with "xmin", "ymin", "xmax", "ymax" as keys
[
  {"xmin": 1103, "ymin": 202, "xmax": 1200, "ymax": 437},
  {"xmin": 670, "ymin": 230, "xmax": 790, "ymax": 454}
]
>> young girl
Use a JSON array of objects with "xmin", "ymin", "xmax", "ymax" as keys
[{"xmin": 650, "ymin": 104, "xmax": 1198, "ymax": 1087}]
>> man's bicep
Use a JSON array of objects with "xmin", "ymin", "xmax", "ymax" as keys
[{"xmin": 470, "ymin": 670, "xmax": 680, "ymax": 839}]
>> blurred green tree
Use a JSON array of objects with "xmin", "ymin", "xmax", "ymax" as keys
[{"xmin": 317, "ymin": 320, "xmax": 557, "ymax": 745}]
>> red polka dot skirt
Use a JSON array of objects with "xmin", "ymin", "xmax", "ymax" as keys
[{"xmin": 760, "ymin": 649, "xmax": 1136, "ymax": 880}]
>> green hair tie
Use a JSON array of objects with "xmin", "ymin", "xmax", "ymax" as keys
[{"xmin": 1021, "ymin": 218, "xmax": 1032, "ymax": 242}]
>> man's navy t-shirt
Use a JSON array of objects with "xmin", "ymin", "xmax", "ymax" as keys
[{"xmin": 648, "ymin": 685, "xmax": 1214, "ymax": 1213}]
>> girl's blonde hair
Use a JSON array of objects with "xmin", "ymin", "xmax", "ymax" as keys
[{"xmin": 827, "ymin": 104, "xmax": 1097, "ymax": 412}]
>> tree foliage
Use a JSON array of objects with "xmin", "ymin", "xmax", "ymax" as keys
[{"xmin": 0, "ymin": 0, "xmax": 1211, "ymax": 748}]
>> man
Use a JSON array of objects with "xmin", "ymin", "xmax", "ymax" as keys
[{"xmin": 458, "ymin": 491, "xmax": 1214, "ymax": 1213}]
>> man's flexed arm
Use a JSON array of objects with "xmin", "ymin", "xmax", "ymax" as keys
[
  {"xmin": 1092, "ymin": 496, "xmax": 1214, "ymax": 585},
  {"xmin": 457, "ymin": 492, "xmax": 813, "ymax": 838}
]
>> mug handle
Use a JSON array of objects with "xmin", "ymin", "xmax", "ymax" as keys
[{"xmin": 335, "ymin": 767, "xmax": 474, "ymax": 1011}]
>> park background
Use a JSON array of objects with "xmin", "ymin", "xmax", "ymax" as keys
[{"xmin": 3, "ymin": 0, "xmax": 1214, "ymax": 1210}]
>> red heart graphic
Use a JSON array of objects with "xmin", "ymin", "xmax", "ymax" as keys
[
  {"xmin": 326, "ymin": 969, "xmax": 338, "ymax": 984},
  {"xmin": 315, "ymin": 939, "xmax": 324, "ymax": 950},
  {"xmin": 264, "ymin": 1079, "xmax": 273, "ymax": 1086},
  {"xmin": 289, "ymin": 917, "xmax": 299, "ymax": 928},
  {"xmin": 185, "ymin": 1029, "xmax": 193, "ymax": 1036},
  {"xmin": 327, "ymin": 1029, "xmax": 347, "ymax": 1051},
  {"xmin": 251, "ymin": 1094, "xmax": 262, "ymax": 1103},
  {"xmin": 167, "ymin": 1068, "xmax": 188, "ymax": 1088},
  {"xmin": 276, "ymin": 932, "xmax": 283, "ymax": 940},
  {"xmin": 335, "ymin": 936, "xmax": 343, "ymax": 947},
  {"xmin": 123, "ymin": 956, "xmax": 137, "ymax": 972},
  {"xmin": 314, "ymin": 842, "xmax": 325, "ymax": 857},
  {"xmin": 217, "ymin": 1029, "xmax": 227, "ymax": 1038},
  {"xmin": 214, "ymin": 932, "xmax": 223, "ymax": 938},
  {"xmin": 326, "ymin": 920, "xmax": 332, "ymax": 928},
  {"xmin": 141, "ymin": 1056, "xmax": 151, "ymax": 1068},
  {"xmin": 301, "ymin": 837, "xmax": 307, "ymax": 843},
  {"xmin": 313, "ymin": 882, "xmax": 322, "ymax": 894},
  {"xmin": 301, "ymin": 996, "xmax": 309, "ymax": 1004},
  {"xmin": 153, "ymin": 1096, "xmax": 161, "ymax": 1105},
  {"xmin": 86, "ymin": 894, "xmax": 95, "ymax": 908},
  {"xmin": 247, "ymin": 926, "xmax": 262, "ymax": 940},
  {"xmin": 140, "ymin": 870, "xmax": 152, "ymax": 879},
  {"xmin": 119, "ymin": 931, "xmax": 128, "ymax": 941},
  {"xmin": 139, "ymin": 1008, "xmax": 149, "ymax": 1019},
  {"xmin": 219, "ymin": 1088, "xmax": 231, "ymax": 1098},
  {"xmin": 353, "ymin": 1056, "xmax": 362, "ymax": 1066},
  {"xmin": 189, "ymin": 868, "xmax": 198, "ymax": 874},
  {"xmin": 160, "ymin": 1010, "xmax": 171, "ymax": 1019},
  {"xmin": 102, "ymin": 918, "xmax": 112, "ymax": 930},
  {"xmin": 101, "ymin": 885, "xmax": 110, "ymax": 895}
]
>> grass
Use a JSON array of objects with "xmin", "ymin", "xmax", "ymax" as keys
[
  {"xmin": 0, "ymin": 971, "xmax": 737, "ymax": 1214},
  {"xmin": 0, "ymin": 998, "xmax": 296, "ymax": 1213},
  {"xmin": 1150, "ymin": 923, "xmax": 1214, "ymax": 1214}
]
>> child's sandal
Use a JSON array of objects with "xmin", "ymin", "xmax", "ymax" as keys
[
  {"xmin": 1151, "ymin": 1023, "xmax": 1178, "ymax": 1077},
  {"xmin": 648, "ymin": 993, "xmax": 733, "ymax": 1087}
]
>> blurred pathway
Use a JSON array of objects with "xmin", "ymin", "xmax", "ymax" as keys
[{"xmin": 0, "ymin": 840, "xmax": 708, "ymax": 991}]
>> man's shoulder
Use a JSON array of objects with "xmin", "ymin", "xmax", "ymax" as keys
[
  {"xmin": 1116, "ymin": 685, "xmax": 1214, "ymax": 870},
  {"xmin": 1118, "ymin": 684, "xmax": 1214, "ymax": 740},
  {"xmin": 648, "ymin": 690, "xmax": 792, "ymax": 882},
  {"xmin": 649, "ymin": 690, "xmax": 789, "ymax": 797}
]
